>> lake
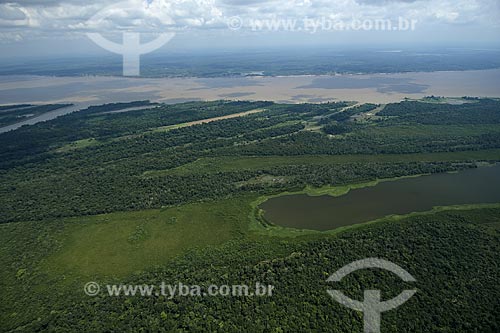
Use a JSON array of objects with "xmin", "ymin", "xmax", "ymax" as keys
[{"xmin": 260, "ymin": 165, "xmax": 500, "ymax": 231}]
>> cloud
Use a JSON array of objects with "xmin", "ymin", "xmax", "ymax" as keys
[
  {"xmin": 356, "ymin": 0, "xmax": 420, "ymax": 5},
  {"xmin": 0, "ymin": 3, "xmax": 31, "ymax": 28},
  {"xmin": 0, "ymin": 5, "xmax": 26, "ymax": 20},
  {"xmin": 0, "ymin": 0, "xmax": 498, "ymax": 41}
]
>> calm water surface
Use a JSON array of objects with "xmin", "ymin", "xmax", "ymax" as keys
[{"xmin": 260, "ymin": 165, "xmax": 500, "ymax": 231}]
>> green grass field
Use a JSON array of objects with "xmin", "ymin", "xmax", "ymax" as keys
[
  {"xmin": 37, "ymin": 196, "xmax": 253, "ymax": 278},
  {"xmin": 55, "ymin": 138, "xmax": 99, "ymax": 153}
]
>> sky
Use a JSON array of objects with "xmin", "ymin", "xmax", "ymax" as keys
[{"xmin": 0, "ymin": 0, "xmax": 499, "ymax": 58}]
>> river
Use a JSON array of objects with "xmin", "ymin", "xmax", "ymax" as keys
[{"xmin": 1, "ymin": 68, "xmax": 500, "ymax": 133}]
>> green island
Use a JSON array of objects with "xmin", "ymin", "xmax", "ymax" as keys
[{"xmin": 1, "ymin": 98, "xmax": 500, "ymax": 331}]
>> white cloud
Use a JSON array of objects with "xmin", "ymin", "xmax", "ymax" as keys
[
  {"xmin": 0, "ymin": 0, "xmax": 498, "ymax": 41},
  {"xmin": 0, "ymin": 3, "xmax": 31, "ymax": 28}
]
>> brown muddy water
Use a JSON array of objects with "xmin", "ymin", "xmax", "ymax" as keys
[{"xmin": 2, "ymin": 69, "xmax": 500, "ymax": 133}]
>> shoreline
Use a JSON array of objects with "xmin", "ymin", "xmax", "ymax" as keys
[
  {"xmin": 248, "ymin": 165, "xmax": 500, "ymax": 236},
  {"xmin": 1, "ymin": 67, "xmax": 500, "ymax": 80},
  {"xmin": 1, "ymin": 68, "xmax": 500, "ymax": 132}
]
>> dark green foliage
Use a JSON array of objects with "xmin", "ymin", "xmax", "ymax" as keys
[
  {"xmin": 378, "ymin": 99, "xmax": 500, "ymax": 125},
  {"xmin": 2, "ymin": 208, "xmax": 498, "ymax": 332},
  {"xmin": 0, "ymin": 160, "xmax": 468, "ymax": 223},
  {"xmin": 242, "ymin": 123, "xmax": 305, "ymax": 141},
  {"xmin": 224, "ymin": 126, "xmax": 500, "ymax": 156},
  {"xmin": 326, "ymin": 103, "xmax": 378, "ymax": 122},
  {"xmin": 0, "ymin": 100, "xmax": 272, "ymax": 169},
  {"xmin": 322, "ymin": 122, "xmax": 360, "ymax": 135},
  {"xmin": 1, "ymin": 100, "xmax": 500, "ymax": 223},
  {"xmin": 271, "ymin": 102, "xmax": 349, "ymax": 119}
]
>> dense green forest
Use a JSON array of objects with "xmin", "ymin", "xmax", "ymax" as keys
[
  {"xmin": 1, "ymin": 98, "xmax": 499, "ymax": 331},
  {"xmin": 1, "ymin": 206, "xmax": 499, "ymax": 331},
  {"xmin": 2, "ymin": 99, "xmax": 500, "ymax": 223}
]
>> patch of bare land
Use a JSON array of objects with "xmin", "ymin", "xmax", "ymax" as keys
[{"xmin": 153, "ymin": 108, "xmax": 267, "ymax": 132}]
